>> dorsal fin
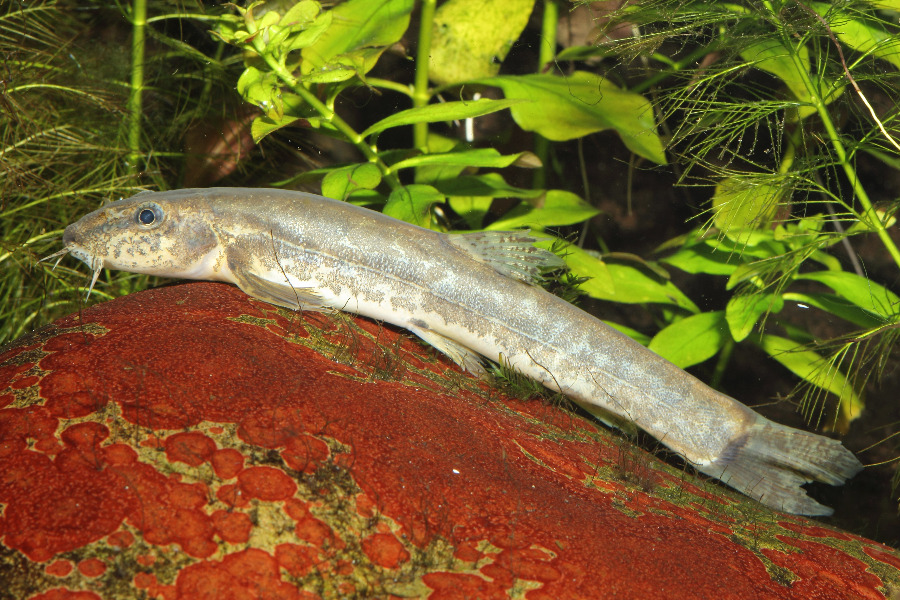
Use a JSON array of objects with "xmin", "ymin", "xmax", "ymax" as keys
[{"xmin": 445, "ymin": 231, "xmax": 566, "ymax": 285}]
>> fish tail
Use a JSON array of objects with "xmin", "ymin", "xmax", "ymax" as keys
[{"xmin": 697, "ymin": 417, "xmax": 863, "ymax": 516}]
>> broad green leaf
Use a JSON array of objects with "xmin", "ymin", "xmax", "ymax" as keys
[
  {"xmin": 415, "ymin": 134, "xmax": 467, "ymax": 184},
  {"xmin": 600, "ymin": 252, "xmax": 671, "ymax": 281},
  {"xmin": 554, "ymin": 245, "xmax": 614, "ymax": 302},
  {"xmin": 741, "ymin": 38, "xmax": 812, "ymax": 104},
  {"xmin": 740, "ymin": 38, "xmax": 844, "ymax": 119},
  {"xmin": 782, "ymin": 292, "xmax": 888, "ymax": 329},
  {"xmin": 300, "ymin": 64, "xmax": 358, "ymax": 84},
  {"xmin": 474, "ymin": 72, "xmax": 666, "ymax": 164},
  {"xmin": 282, "ymin": 3, "xmax": 332, "ymax": 52},
  {"xmin": 391, "ymin": 149, "xmax": 537, "ymax": 171},
  {"xmin": 251, "ymin": 115, "xmax": 300, "ymax": 142},
  {"xmin": 602, "ymin": 263, "xmax": 697, "ymax": 311},
  {"xmin": 346, "ymin": 189, "xmax": 387, "ymax": 207},
  {"xmin": 661, "ymin": 241, "xmax": 745, "ymax": 276},
  {"xmin": 280, "ymin": 0, "xmax": 321, "ymax": 27},
  {"xmin": 237, "ymin": 71, "xmax": 314, "ymax": 141},
  {"xmin": 648, "ymin": 311, "xmax": 729, "ymax": 368},
  {"xmin": 431, "ymin": 172, "xmax": 544, "ymax": 199},
  {"xmin": 726, "ymin": 293, "xmax": 784, "ymax": 341},
  {"xmin": 321, "ymin": 163, "xmax": 382, "ymax": 200},
  {"xmin": 712, "ymin": 177, "xmax": 781, "ymax": 238},
  {"xmin": 756, "ymin": 334, "xmax": 863, "ymax": 428},
  {"xmin": 361, "ymin": 99, "xmax": 520, "ymax": 138},
  {"xmin": 604, "ymin": 321, "xmax": 651, "ymax": 346},
  {"xmin": 811, "ymin": 3, "xmax": 900, "ymax": 70},
  {"xmin": 384, "ymin": 184, "xmax": 444, "ymax": 227},
  {"xmin": 797, "ymin": 270, "xmax": 900, "ymax": 320},
  {"xmin": 301, "ymin": 0, "xmax": 415, "ymax": 79},
  {"xmin": 430, "ymin": 0, "xmax": 536, "ymax": 85},
  {"xmin": 563, "ymin": 246, "xmax": 698, "ymax": 311},
  {"xmin": 448, "ymin": 196, "xmax": 494, "ymax": 229},
  {"xmin": 486, "ymin": 190, "xmax": 599, "ymax": 230}
]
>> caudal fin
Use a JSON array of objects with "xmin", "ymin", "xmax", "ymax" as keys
[{"xmin": 697, "ymin": 418, "xmax": 863, "ymax": 516}]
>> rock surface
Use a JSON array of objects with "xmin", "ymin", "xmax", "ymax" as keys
[{"xmin": 1, "ymin": 282, "xmax": 898, "ymax": 599}]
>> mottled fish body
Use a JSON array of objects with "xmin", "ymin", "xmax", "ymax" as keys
[{"xmin": 55, "ymin": 187, "xmax": 863, "ymax": 515}]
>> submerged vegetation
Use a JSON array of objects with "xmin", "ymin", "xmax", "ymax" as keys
[{"xmin": 2, "ymin": 0, "xmax": 900, "ymax": 534}]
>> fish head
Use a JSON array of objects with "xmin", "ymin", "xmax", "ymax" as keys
[{"xmin": 58, "ymin": 190, "xmax": 223, "ymax": 296}]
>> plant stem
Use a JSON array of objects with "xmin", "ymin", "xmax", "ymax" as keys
[
  {"xmin": 773, "ymin": 12, "xmax": 900, "ymax": 271},
  {"xmin": 629, "ymin": 44, "xmax": 721, "ymax": 95},
  {"xmin": 259, "ymin": 53, "xmax": 402, "ymax": 190},
  {"xmin": 533, "ymin": 0, "xmax": 558, "ymax": 189},
  {"xmin": 126, "ymin": 0, "xmax": 147, "ymax": 176},
  {"xmin": 413, "ymin": 0, "xmax": 437, "ymax": 150},
  {"xmin": 710, "ymin": 337, "xmax": 735, "ymax": 390},
  {"xmin": 366, "ymin": 77, "xmax": 414, "ymax": 98}
]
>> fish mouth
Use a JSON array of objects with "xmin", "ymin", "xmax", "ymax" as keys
[{"xmin": 39, "ymin": 241, "xmax": 104, "ymax": 301}]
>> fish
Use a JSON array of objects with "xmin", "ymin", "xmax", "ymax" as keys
[{"xmin": 48, "ymin": 187, "xmax": 863, "ymax": 515}]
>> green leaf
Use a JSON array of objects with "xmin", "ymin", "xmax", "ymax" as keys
[
  {"xmin": 782, "ymin": 292, "xmax": 888, "ymax": 329},
  {"xmin": 474, "ymin": 71, "xmax": 666, "ymax": 164},
  {"xmin": 661, "ymin": 240, "xmax": 746, "ymax": 276},
  {"xmin": 648, "ymin": 311, "xmax": 729, "ymax": 368},
  {"xmin": 384, "ymin": 184, "xmax": 444, "ymax": 227},
  {"xmin": 248, "ymin": 92, "xmax": 324, "ymax": 142},
  {"xmin": 755, "ymin": 334, "xmax": 863, "ymax": 427},
  {"xmin": 301, "ymin": 0, "xmax": 415, "ymax": 80},
  {"xmin": 346, "ymin": 189, "xmax": 387, "ymax": 207},
  {"xmin": 796, "ymin": 270, "xmax": 900, "ymax": 320},
  {"xmin": 740, "ymin": 38, "xmax": 844, "ymax": 119},
  {"xmin": 391, "ymin": 148, "xmax": 537, "ymax": 171},
  {"xmin": 563, "ymin": 246, "xmax": 698, "ymax": 311},
  {"xmin": 431, "ymin": 172, "xmax": 544, "ymax": 199},
  {"xmin": 321, "ymin": 163, "xmax": 382, "ymax": 200},
  {"xmin": 604, "ymin": 321, "xmax": 651, "ymax": 346},
  {"xmin": 251, "ymin": 115, "xmax": 301, "ymax": 142},
  {"xmin": 361, "ymin": 99, "xmax": 520, "ymax": 138},
  {"xmin": 280, "ymin": 0, "xmax": 321, "ymax": 26},
  {"xmin": 712, "ymin": 177, "xmax": 781, "ymax": 239},
  {"xmin": 448, "ymin": 196, "xmax": 494, "ymax": 229},
  {"xmin": 486, "ymin": 190, "xmax": 599, "ymax": 230},
  {"xmin": 741, "ymin": 38, "xmax": 812, "ymax": 105},
  {"xmin": 429, "ymin": 0, "xmax": 536, "ymax": 86},
  {"xmin": 726, "ymin": 293, "xmax": 784, "ymax": 342},
  {"xmin": 282, "ymin": 9, "xmax": 334, "ymax": 54},
  {"xmin": 811, "ymin": 3, "xmax": 900, "ymax": 70},
  {"xmin": 414, "ymin": 134, "xmax": 467, "ymax": 184}
]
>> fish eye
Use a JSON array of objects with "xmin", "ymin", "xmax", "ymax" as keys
[{"xmin": 135, "ymin": 203, "xmax": 164, "ymax": 227}]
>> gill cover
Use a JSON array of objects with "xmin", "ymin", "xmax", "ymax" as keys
[{"xmin": 59, "ymin": 191, "xmax": 222, "ymax": 291}]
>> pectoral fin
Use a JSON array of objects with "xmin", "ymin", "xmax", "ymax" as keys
[
  {"xmin": 232, "ymin": 269, "xmax": 329, "ymax": 312},
  {"xmin": 406, "ymin": 323, "xmax": 485, "ymax": 375}
]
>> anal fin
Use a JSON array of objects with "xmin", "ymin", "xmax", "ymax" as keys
[{"xmin": 407, "ymin": 323, "xmax": 485, "ymax": 375}]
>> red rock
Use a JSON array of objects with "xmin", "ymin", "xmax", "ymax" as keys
[
  {"xmin": 76, "ymin": 558, "xmax": 106, "ymax": 578},
  {"xmin": 237, "ymin": 466, "xmax": 298, "ymax": 501},
  {"xmin": 164, "ymin": 431, "xmax": 217, "ymax": 467},
  {"xmin": 28, "ymin": 590, "xmax": 101, "ymax": 600},
  {"xmin": 361, "ymin": 533, "xmax": 410, "ymax": 569},
  {"xmin": 0, "ymin": 282, "xmax": 898, "ymax": 599},
  {"xmin": 44, "ymin": 560, "xmax": 73, "ymax": 577}
]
